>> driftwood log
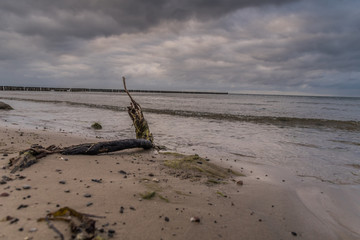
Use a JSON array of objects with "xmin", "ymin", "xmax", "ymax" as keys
[{"xmin": 7, "ymin": 77, "xmax": 154, "ymax": 173}]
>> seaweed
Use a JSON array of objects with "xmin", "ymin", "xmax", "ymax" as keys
[
  {"xmin": 38, "ymin": 207, "xmax": 105, "ymax": 240},
  {"xmin": 141, "ymin": 191, "xmax": 156, "ymax": 200},
  {"xmin": 158, "ymin": 194, "xmax": 170, "ymax": 203},
  {"xmin": 91, "ymin": 122, "xmax": 102, "ymax": 130},
  {"xmin": 162, "ymin": 152, "xmax": 245, "ymax": 183},
  {"xmin": 216, "ymin": 191, "xmax": 227, "ymax": 198}
]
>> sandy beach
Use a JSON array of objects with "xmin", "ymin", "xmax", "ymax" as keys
[{"xmin": 0, "ymin": 126, "xmax": 359, "ymax": 240}]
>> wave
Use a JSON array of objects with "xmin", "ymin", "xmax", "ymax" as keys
[
  {"xmin": 2, "ymin": 96, "xmax": 359, "ymax": 131},
  {"xmin": 145, "ymin": 108, "xmax": 360, "ymax": 131}
]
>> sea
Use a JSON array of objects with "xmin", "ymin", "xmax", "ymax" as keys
[{"xmin": 1, "ymin": 91, "xmax": 360, "ymax": 185}]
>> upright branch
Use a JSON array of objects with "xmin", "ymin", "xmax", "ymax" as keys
[{"xmin": 123, "ymin": 76, "xmax": 154, "ymax": 143}]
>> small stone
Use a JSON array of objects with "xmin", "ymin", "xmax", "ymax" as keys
[
  {"xmin": 29, "ymin": 228, "xmax": 37, "ymax": 233},
  {"xmin": 84, "ymin": 193, "xmax": 92, "ymax": 198},
  {"xmin": 10, "ymin": 218, "xmax": 19, "ymax": 224},
  {"xmin": 17, "ymin": 204, "xmax": 28, "ymax": 210},
  {"xmin": 86, "ymin": 202, "xmax": 93, "ymax": 207},
  {"xmin": 291, "ymin": 232, "xmax": 297, "ymax": 236},
  {"xmin": 164, "ymin": 217, "xmax": 170, "ymax": 222},
  {"xmin": 91, "ymin": 179, "xmax": 102, "ymax": 183},
  {"xmin": 0, "ymin": 192, "xmax": 9, "ymax": 197},
  {"xmin": 59, "ymin": 181, "xmax": 66, "ymax": 184},
  {"xmin": 120, "ymin": 206, "xmax": 124, "ymax": 214},
  {"xmin": 3, "ymin": 153, "xmax": 8, "ymax": 157},
  {"xmin": 236, "ymin": 180, "xmax": 243, "ymax": 186},
  {"xmin": 18, "ymin": 227, "xmax": 24, "ymax": 232},
  {"xmin": 152, "ymin": 178, "xmax": 160, "ymax": 183},
  {"xmin": 118, "ymin": 170, "xmax": 127, "ymax": 175},
  {"xmin": 129, "ymin": 206, "xmax": 136, "ymax": 211},
  {"xmin": 22, "ymin": 185, "xmax": 31, "ymax": 190},
  {"xmin": 64, "ymin": 190, "xmax": 70, "ymax": 193},
  {"xmin": 190, "ymin": 217, "xmax": 200, "ymax": 223},
  {"xmin": 148, "ymin": 173, "xmax": 154, "ymax": 177}
]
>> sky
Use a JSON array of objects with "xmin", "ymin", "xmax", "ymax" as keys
[{"xmin": 0, "ymin": 0, "xmax": 359, "ymax": 96}]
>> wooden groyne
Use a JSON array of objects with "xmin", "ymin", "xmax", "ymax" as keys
[{"xmin": 0, "ymin": 86, "xmax": 228, "ymax": 95}]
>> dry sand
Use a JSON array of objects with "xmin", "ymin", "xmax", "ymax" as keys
[{"xmin": 1, "ymin": 127, "xmax": 359, "ymax": 240}]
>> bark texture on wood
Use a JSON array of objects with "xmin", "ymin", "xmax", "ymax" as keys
[
  {"xmin": 8, "ymin": 139, "xmax": 153, "ymax": 173},
  {"xmin": 61, "ymin": 139, "xmax": 153, "ymax": 155},
  {"xmin": 123, "ymin": 77, "xmax": 154, "ymax": 143}
]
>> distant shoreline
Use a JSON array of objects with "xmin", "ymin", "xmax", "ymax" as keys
[{"xmin": 0, "ymin": 86, "xmax": 228, "ymax": 95}]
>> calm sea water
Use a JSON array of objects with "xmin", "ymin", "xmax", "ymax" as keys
[{"xmin": 1, "ymin": 91, "xmax": 360, "ymax": 184}]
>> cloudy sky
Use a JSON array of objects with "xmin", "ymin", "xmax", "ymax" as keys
[{"xmin": 0, "ymin": 0, "xmax": 359, "ymax": 96}]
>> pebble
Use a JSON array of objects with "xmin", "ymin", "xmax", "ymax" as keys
[
  {"xmin": 164, "ymin": 217, "xmax": 170, "ymax": 222},
  {"xmin": 236, "ymin": 180, "xmax": 243, "ymax": 186},
  {"xmin": 59, "ymin": 181, "xmax": 66, "ymax": 184},
  {"xmin": 190, "ymin": 217, "xmax": 200, "ymax": 223},
  {"xmin": 17, "ymin": 204, "xmax": 28, "ymax": 210},
  {"xmin": 22, "ymin": 185, "xmax": 31, "ymax": 190},
  {"xmin": 108, "ymin": 229, "xmax": 116, "ymax": 237},
  {"xmin": 86, "ymin": 202, "xmax": 93, "ymax": 207},
  {"xmin": 10, "ymin": 218, "xmax": 19, "ymax": 224},
  {"xmin": 120, "ymin": 206, "xmax": 124, "ymax": 214},
  {"xmin": 29, "ymin": 228, "xmax": 37, "ymax": 233},
  {"xmin": 0, "ymin": 192, "xmax": 9, "ymax": 197},
  {"xmin": 84, "ymin": 194, "xmax": 92, "ymax": 198},
  {"xmin": 291, "ymin": 231, "xmax": 297, "ymax": 236},
  {"xmin": 91, "ymin": 179, "xmax": 102, "ymax": 183},
  {"xmin": 118, "ymin": 170, "xmax": 127, "ymax": 175}
]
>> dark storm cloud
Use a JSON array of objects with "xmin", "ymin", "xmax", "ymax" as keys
[
  {"xmin": 0, "ymin": 0, "xmax": 359, "ymax": 96},
  {"xmin": 0, "ymin": 0, "xmax": 298, "ymax": 40}
]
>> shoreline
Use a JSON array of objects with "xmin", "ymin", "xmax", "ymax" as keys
[{"xmin": 1, "ymin": 127, "xmax": 359, "ymax": 239}]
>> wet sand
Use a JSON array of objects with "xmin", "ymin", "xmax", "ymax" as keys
[{"xmin": 1, "ymin": 127, "xmax": 359, "ymax": 240}]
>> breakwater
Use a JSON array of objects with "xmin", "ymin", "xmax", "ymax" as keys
[{"xmin": 0, "ymin": 86, "xmax": 228, "ymax": 95}]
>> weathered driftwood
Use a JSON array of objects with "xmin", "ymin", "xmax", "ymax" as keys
[
  {"xmin": 123, "ymin": 76, "xmax": 153, "ymax": 143},
  {"xmin": 61, "ymin": 139, "xmax": 153, "ymax": 155},
  {"xmin": 8, "ymin": 139, "xmax": 152, "ymax": 173},
  {"xmin": 7, "ymin": 77, "xmax": 155, "ymax": 173}
]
